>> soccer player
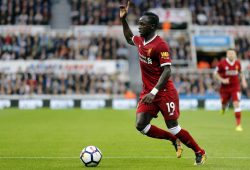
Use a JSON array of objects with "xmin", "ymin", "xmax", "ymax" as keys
[
  {"xmin": 214, "ymin": 49, "xmax": 248, "ymax": 131},
  {"xmin": 120, "ymin": 1, "xmax": 206, "ymax": 165}
]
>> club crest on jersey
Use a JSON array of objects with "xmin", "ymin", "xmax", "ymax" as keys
[
  {"xmin": 225, "ymin": 66, "xmax": 229, "ymax": 70},
  {"xmin": 147, "ymin": 48, "xmax": 152, "ymax": 56},
  {"xmin": 235, "ymin": 65, "xmax": 239, "ymax": 70},
  {"xmin": 160, "ymin": 52, "xmax": 169, "ymax": 59}
]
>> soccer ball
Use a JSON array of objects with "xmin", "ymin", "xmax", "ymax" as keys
[{"xmin": 80, "ymin": 146, "xmax": 102, "ymax": 167}]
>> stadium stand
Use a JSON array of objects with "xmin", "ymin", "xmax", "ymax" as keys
[
  {"xmin": 0, "ymin": 33, "xmax": 129, "ymax": 60},
  {"xmin": 0, "ymin": 0, "xmax": 51, "ymax": 25},
  {"xmin": 69, "ymin": 0, "xmax": 250, "ymax": 25},
  {"xmin": 0, "ymin": 72, "xmax": 128, "ymax": 95},
  {"xmin": 0, "ymin": 0, "xmax": 249, "ymax": 109}
]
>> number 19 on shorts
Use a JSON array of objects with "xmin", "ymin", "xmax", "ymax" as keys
[{"xmin": 166, "ymin": 102, "xmax": 175, "ymax": 116}]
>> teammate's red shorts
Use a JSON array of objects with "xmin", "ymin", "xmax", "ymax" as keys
[
  {"xmin": 136, "ymin": 90, "xmax": 180, "ymax": 121},
  {"xmin": 220, "ymin": 89, "xmax": 240, "ymax": 105}
]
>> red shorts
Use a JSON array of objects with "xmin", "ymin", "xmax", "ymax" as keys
[
  {"xmin": 136, "ymin": 91, "xmax": 180, "ymax": 121},
  {"xmin": 220, "ymin": 89, "xmax": 240, "ymax": 105}
]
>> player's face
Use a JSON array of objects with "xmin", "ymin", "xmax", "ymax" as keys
[
  {"xmin": 138, "ymin": 16, "xmax": 154, "ymax": 37},
  {"xmin": 227, "ymin": 50, "xmax": 236, "ymax": 61}
]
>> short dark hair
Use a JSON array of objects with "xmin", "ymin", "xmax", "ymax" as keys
[{"xmin": 143, "ymin": 12, "xmax": 159, "ymax": 28}]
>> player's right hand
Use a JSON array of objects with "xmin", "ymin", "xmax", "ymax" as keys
[
  {"xmin": 141, "ymin": 93, "xmax": 155, "ymax": 104},
  {"xmin": 221, "ymin": 78, "xmax": 229, "ymax": 84},
  {"xmin": 120, "ymin": 0, "xmax": 130, "ymax": 19}
]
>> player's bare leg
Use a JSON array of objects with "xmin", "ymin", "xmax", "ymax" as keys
[
  {"xmin": 220, "ymin": 97, "xmax": 228, "ymax": 115},
  {"xmin": 233, "ymin": 101, "xmax": 242, "ymax": 131},
  {"xmin": 221, "ymin": 103, "xmax": 227, "ymax": 114},
  {"xmin": 136, "ymin": 112, "xmax": 183, "ymax": 158},
  {"xmin": 166, "ymin": 119, "xmax": 206, "ymax": 165}
]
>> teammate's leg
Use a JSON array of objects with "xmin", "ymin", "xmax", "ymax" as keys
[
  {"xmin": 166, "ymin": 119, "xmax": 206, "ymax": 165},
  {"xmin": 220, "ymin": 92, "xmax": 230, "ymax": 114},
  {"xmin": 221, "ymin": 103, "xmax": 227, "ymax": 114},
  {"xmin": 232, "ymin": 92, "xmax": 242, "ymax": 131}
]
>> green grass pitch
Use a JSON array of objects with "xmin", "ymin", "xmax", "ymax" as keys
[{"xmin": 0, "ymin": 108, "xmax": 250, "ymax": 170}]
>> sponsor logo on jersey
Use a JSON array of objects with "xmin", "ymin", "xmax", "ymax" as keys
[
  {"xmin": 139, "ymin": 52, "xmax": 152, "ymax": 64},
  {"xmin": 160, "ymin": 52, "xmax": 169, "ymax": 59},
  {"xmin": 226, "ymin": 70, "xmax": 238, "ymax": 76}
]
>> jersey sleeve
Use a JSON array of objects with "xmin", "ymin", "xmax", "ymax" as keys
[
  {"xmin": 216, "ymin": 61, "xmax": 223, "ymax": 74},
  {"xmin": 156, "ymin": 42, "xmax": 171, "ymax": 67},
  {"xmin": 132, "ymin": 35, "xmax": 141, "ymax": 47}
]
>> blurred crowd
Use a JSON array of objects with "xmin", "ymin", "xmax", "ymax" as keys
[
  {"xmin": 0, "ymin": 33, "xmax": 128, "ymax": 60},
  {"xmin": 1, "ymin": 0, "xmax": 249, "ymax": 26},
  {"xmin": 0, "ymin": 32, "xmax": 193, "ymax": 61},
  {"xmin": 0, "ymin": 0, "xmax": 51, "ymax": 25},
  {"xmin": 0, "ymin": 0, "xmax": 249, "ymax": 98},
  {"xmin": 0, "ymin": 72, "xmax": 128, "ymax": 95},
  {"xmin": 69, "ymin": 0, "xmax": 250, "ymax": 25},
  {"xmin": 235, "ymin": 35, "xmax": 250, "ymax": 60},
  {"xmin": 1, "ymin": 71, "xmax": 249, "ymax": 98},
  {"xmin": 172, "ymin": 71, "xmax": 250, "ymax": 98},
  {"xmin": 163, "ymin": 32, "xmax": 192, "ymax": 64},
  {"xmin": 1, "ymin": 31, "xmax": 248, "ymax": 65}
]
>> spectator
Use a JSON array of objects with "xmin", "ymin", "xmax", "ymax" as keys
[
  {"xmin": 0, "ymin": 0, "xmax": 51, "ymax": 25},
  {"xmin": 69, "ymin": 0, "xmax": 250, "ymax": 26},
  {"xmin": 0, "ymin": 33, "xmax": 129, "ymax": 60}
]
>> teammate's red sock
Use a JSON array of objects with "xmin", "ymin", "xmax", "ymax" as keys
[
  {"xmin": 175, "ymin": 129, "xmax": 204, "ymax": 154},
  {"xmin": 235, "ymin": 111, "xmax": 241, "ymax": 125},
  {"xmin": 146, "ymin": 125, "xmax": 177, "ymax": 142}
]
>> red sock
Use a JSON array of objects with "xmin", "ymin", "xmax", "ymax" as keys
[
  {"xmin": 146, "ymin": 125, "xmax": 177, "ymax": 142},
  {"xmin": 175, "ymin": 129, "xmax": 204, "ymax": 154},
  {"xmin": 235, "ymin": 111, "xmax": 241, "ymax": 126}
]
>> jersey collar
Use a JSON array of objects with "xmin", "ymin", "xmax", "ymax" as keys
[
  {"xmin": 143, "ymin": 34, "xmax": 157, "ymax": 46},
  {"xmin": 226, "ymin": 58, "xmax": 236, "ymax": 66}
]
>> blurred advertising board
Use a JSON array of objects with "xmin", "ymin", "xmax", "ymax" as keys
[
  {"xmin": 204, "ymin": 99, "xmax": 222, "ymax": 110},
  {"xmin": 112, "ymin": 99, "xmax": 137, "ymax": 109},
  {"xmin": 81, "ymin": 100, "xmax": 106, "ymax": 109},
  {"xmin": 19, "ymin": 99, "xmax": 43, "ymax": 109},
  {"xmin": 50, "ymin": 99, "xmax": 74, "ymax": 109},
  {"xmin": 0, "ymin": 100, "xmax": 11, "ymax": 109},
  {"xmin": 205, "ymin": 99, "xmax": 250, "ymax": 110},
  {"xmin": 148, "ymin": 8, "xmax": 191, "ymax": 23},
  {"xmin": 193, "ymin": 35, "xmax": 233, "ymax": 51},
  {"xmin": 193, "ymin": 26, "xmax": 250, "ymax": 37},
  {"xmin": 0, "ymin": 60, "xmax": 128, "ymax": 74},
  {"xmin": 179, "ymin": 99, "xmax": 198, "ymax": 110},
  {"xmin": 0, "ymin": 26, "xmax": 48, "ymax": 35}
]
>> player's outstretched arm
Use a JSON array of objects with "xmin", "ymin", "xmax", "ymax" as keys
[{"xmin": 120, "ymin": 0, "xmax": 134, "ymax": 45}]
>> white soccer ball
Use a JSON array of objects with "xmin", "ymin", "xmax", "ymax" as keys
[{"xmin": 80, "ymin": 146, "xmax": 102, "ymax": 167}]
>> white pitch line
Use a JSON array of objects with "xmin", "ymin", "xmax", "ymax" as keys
[{"xmin": 0, "ymin": 156, "xmax": 250, "ymax": 159}]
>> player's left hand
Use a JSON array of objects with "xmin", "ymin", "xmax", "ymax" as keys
[{"xmin": 141, "ymin": 93, "xmax": 155, "ymax": 104}]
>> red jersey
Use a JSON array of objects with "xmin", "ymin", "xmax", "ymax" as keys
[
  {"xmin": 132, "ymin": 35, "xmax": 176, "ymax": 97},
  {"xmin": 215, "ymin": 58, "xmax": 241, "ymax": 91}
]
